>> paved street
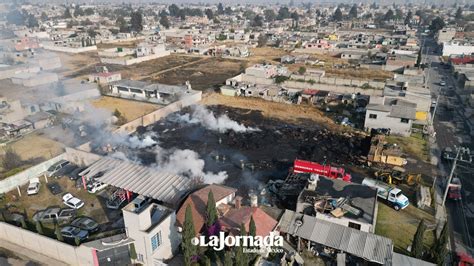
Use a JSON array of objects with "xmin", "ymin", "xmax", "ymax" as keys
[{"xmin": 422, "ymin": 36, "xmax": 474, "ymax": 257}]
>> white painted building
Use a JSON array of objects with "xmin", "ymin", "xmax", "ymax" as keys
[
  {"xmin": 442, "ymin": 41, "xmax": 474, "ymax": 57},
  {"xmin": 123, "ymin": 198, "xmax": 181, "ymax": 265}
]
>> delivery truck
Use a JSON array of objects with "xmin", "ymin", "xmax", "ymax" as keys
[{"xmin": 362, "ymin": 177, "xmax": 409, "ymax": 210}]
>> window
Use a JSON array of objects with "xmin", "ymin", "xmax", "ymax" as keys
[
  {"xmin": 400, "ymin": 118, "xmax": 409, "ymax": 123},
  {"xmin": 130, "ymin": 88, "xmax": 143, "ymax": 94},
  {"xmin": 348, "ymin": 222, "xmax": 361, "ymax": 230},
  {"xmin": 369, "ymin": 114, "xmax": 377, "ymax": 119},
  {"xmin": 151, "ymin": 231, "xmax": 162, "ymax": 252}
]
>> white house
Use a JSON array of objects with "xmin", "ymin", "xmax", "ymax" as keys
[{"xmin": 123, "ymin": 197, "xmax": 180, "ymax": 265}]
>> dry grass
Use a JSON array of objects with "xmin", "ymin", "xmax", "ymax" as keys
[
  {"xmin": 154, "ymin": 57, "xmax": 245, "ymax": 91},
  {"xmin": 91, "ymin": 96, "xmax": 161, "ymax": 121},
  {"xmin": 376, "ymin": 204, "xmax": 436, "ymax": 254},
  {"xmin": 2, "ymin": 133, "xmax": 65, "ymax": 162},
  {"xmin": 248, "ymin": 47, "xmax": 289, "ymax": 64},
  {"xmin": 97, "ymin": 41, "xmax": 140, "ymax": 49},
  {"xmin": 0, "ymin": 177, "xmax": 110, "ymax": 224},
  {"xmin": 56, "ymin": 52, "xmax": 101, "ymax": 79},
  {"xmin": 201, "ymin": 93, "xmax": 338, "ymax": 128},
  {"xmin": 325, "ymin": 68, "xmax": 393, "ymax": 80}
]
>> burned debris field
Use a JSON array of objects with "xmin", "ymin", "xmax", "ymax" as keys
[{"xmin": 128, "ymin": 105, "xmax": 370, "ymax": 194}]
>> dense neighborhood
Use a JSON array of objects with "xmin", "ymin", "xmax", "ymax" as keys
[{"xmin": 0, "ymin": 1, "xmax": 473, "ymax": 266}]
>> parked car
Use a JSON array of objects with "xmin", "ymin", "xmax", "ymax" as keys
[
  {"xmin": 55, "ymin": 164, "xmax": 78, "ymax": 178},
  {"xmin": 71, "ymin": 217, "xmax": 99, "ymax": 233},
  {"xmin": 47, "ymin": 160, "xmax": 71, "ymax": 177},
  {"xmin": 68, "ymin": 166, "xmax": 88, "ymax": 180},
  {"xmin": 27, "ymin": 178, "xmax": 40, "ymax": 195},
  {"xmin": 47, "ymin": 182, "xmax": 63, "ymax": 195},
  {"xmin": 33, "ymin": 208, "xmax": 75, "ymax": 223},
  {"xmin": 62, "ymin": 193, "xmax": 84, "ymax": 209},
  {"xmin": 61, "ymin": 226, "xmax": 89, "ymax": 241},
  {"xmin": 87, "ymin": 181, "xmax": 108, "ymax": 194},
  {"xmin": 439, "ymin": 81, "xmax": 446, "ymax": 86}
]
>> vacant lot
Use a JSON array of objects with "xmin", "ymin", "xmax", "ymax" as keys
[
  {"xmin": 248, "ymin": 47, "xmax": 290, "ymax": 64},
  {"xmin": 59, "ymin": 52, "xmax": 203, "ymax": 81},
  {"xmin": 201, "ymin": 93, "xmax": 341, "ymax": 129},
  {"xmin": 387, "ymin": 133, "xmax": 430, "ymax": 163},
  {"xmin": 56, "ymin": 52, "xmax": 100, "ymax": 79},
  {"xmin": 376, "ymin": 204, "xmax": 436, "ymax": 255},
  {"xmin": 154, "ymin": 57, "xmax": 245, "ymax": 91},
  {"xmin": 91, "ymin": 96, "xmax": 161, "ymax": 121},
  {"xmin": 0, "ymin": 133, "xmax": 65, "ymax": 179}
]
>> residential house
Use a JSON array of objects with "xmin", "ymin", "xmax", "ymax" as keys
[{"xmin": 364, "ymin": 97, "xmax": 417, "ymax": 136}]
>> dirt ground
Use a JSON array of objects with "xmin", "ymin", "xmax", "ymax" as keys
[
  {"xmin": 153, "ymin": 57, "xmax": 246, "ymax": 91},
  {"xmin": 58, "ymin": 52, "xmax": 203, "ymax": 81},
  {"xmin": 0, "ymin": 177, "xmax": 117, "ymax": 225},
  {"xmin": 375, "ymin": 204, "xmax": 436, "ymax": 255},
  {"xmin": 91, "ymin": 96, "xmax": 161, "ymax": 121},
  {"xmin": 201, "ymin": 93, "xmax": 341, "ymax": 129},
  {"xmin": 0, "ymin": 133, "xmax": 65, "ymax": 178},
  {"xmin": 248, "ymin": 47, "xmax": 290, "ymax": 64},
  {"xmin": 3, "ymin": 133, "xmax": 65, "ymax": 162}
]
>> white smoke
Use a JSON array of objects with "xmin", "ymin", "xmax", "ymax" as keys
[
  {"xmin": 155, "ymin": 148, "xmax": 228, "ymax": 184},
  {"xmin": 127, "ymin": 134, "xmax": 158, "ymax": 149},
  {"xmin": 174, "ymin": 105, "xmax": 259, "ymax": 133}
]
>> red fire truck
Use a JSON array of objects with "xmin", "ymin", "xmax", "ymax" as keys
[{"xmin": 293, "ymin": 159, "xmax": 352, "ymax": 182}]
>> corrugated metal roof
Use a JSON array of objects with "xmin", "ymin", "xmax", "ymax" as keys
[
  {"xmin": 278, "ymin": 210, "xmax": 393, "ymax": 265},
  {"xmin": 79, "ymin": 157, "xmax": 192, "ymax": 206}
]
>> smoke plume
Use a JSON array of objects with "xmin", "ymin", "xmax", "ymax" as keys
[
  {"xmin": 155, "ymin": 148, "xmax": 228, "ymax": 184},
  {"xmin": 173, "ymin": 105, "xmax": 259, "ymax": 133}
]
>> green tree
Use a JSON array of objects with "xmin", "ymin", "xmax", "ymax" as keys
[
  {"xmin": 202, "ymin": 256, "xmax": 211, "ymax": 266},
  {"xmin": 252, "ymin": 15, "xmax": 263, "ymax": 27},
  {"xmin": 113, "ymin": 109, "xmax": 127, "ymax": 125},
  {"xmin": 429, "ymin": 17, "xmax": 445, "ymax": 33},
  {"xmin": 384, "ymin": 9, "xmax": 394, "ymax": 21},
  {"xmin": 169, "ymin": 4, "xmax": 180, "ymax": 17},
  {"xmin": 249, "ymin": 215, "xmax": 257, "ymax": 237},
  {"xmin": 431, "ymin": 223, "xmax": 449, "ymax": 265},
  {"xmin": 159, "ymin": 15, "xmax": 170, "ymax": 29},
  {"xmin": 206, "ymin": 191, "xmax": 218, "ymax": 227},
  {"xmin": 41, "ymin": 12, "xmax": 48, "ymax": 21},
  {"xmin": 182, "ymin": 205, "xmax": 197, "ymax": 266},
  {"xmin": 224, "ymin": 250, "xmax": 233, "ymax": 265},
  {"xmin": 205, "ymin": 9, "xmax": 214, "ymax": 20},
  {"xmin": 26, "ymin": 14, "xmax": 38, "ymax": 28},
  {"xmin": 64, "ymin": 7, "xmax": 72, "ymax": 19},
  {"xmin": 455, "ymin": 7, "xmax": 463, "ymax": 20},
  {"xmin": 257, "ymin": 34, "xmax": 267, "ymax": 47},
  {"xmin": 130, "ymin": 11, "xmax": 143, "ymax": 32},
  {"xmin": 298, "ymin": 66, "xmax": 306, "ymax": 75},
  {"xmin": 333, "ymin": 8, "xmax": 343, "ymax": 21},
  {"xmin": 129, "ymin": 243, "xmax": 137, "ymax": 260},
  {"xmin": 1, "ymin": 147, "xmax": 22, "ymax": 171},
  {"xmin": 349, "ymin": 4, "xmax": 358, "ymax": 19},
  {"xmin": 84, "ymin": 8, "xmax": 94, "ymax": 16},
  {"xmin": 217, "ymin": 3, "xmax": 224, "ymax": 15},
  {"xmin": 404, "ymin": 11, "xmax": 412, "ymax": 25},
  {"xmin": 411, "ymin": 219, "xmax": 426, "ymax": 259},
  {"xmin": 74, "ymin": 6, "xmax": 84, "ymax": 17},
  {"xmin": 277, "ymin": 7, "xmax": 290, "ymax": 20},
  {"xmin": 235, "ymin": 223, "xmax": 248, "ymax": 266},
  {"xmin": 35, "ymin": 221, "xmax": 44, "ymax": 235},
  {"xmin": 264, "ymin": 9, "xmax": 276, "ymax": 22}
]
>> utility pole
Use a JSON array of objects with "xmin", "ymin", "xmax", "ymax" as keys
[
  {"xmin": 431, "ymin": 93, "xmax": 440, "ymax": 125},
  {"xmin": 442, "ymin": 146, "xmax": 471, "ymax": 206}
]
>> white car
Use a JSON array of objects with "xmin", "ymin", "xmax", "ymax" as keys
[
  {"xmin": 87, "ymin": 181, "xmax": 108, "ymax": 194},
  {"xmin": 27, "ymin": 178, "xmax": 40, "ymax": 195},
  {"xmin": 439, "ymin": 81, "xmax": 446, "ymax": 86},
  {"xmin": 62, "ymin": 193, "xmax": 84, "ymax": 209}
]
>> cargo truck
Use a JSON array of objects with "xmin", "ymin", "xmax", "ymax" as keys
[{"xmin": 362, "ymin": 177, "xmax": 409, "ymax": 210}]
